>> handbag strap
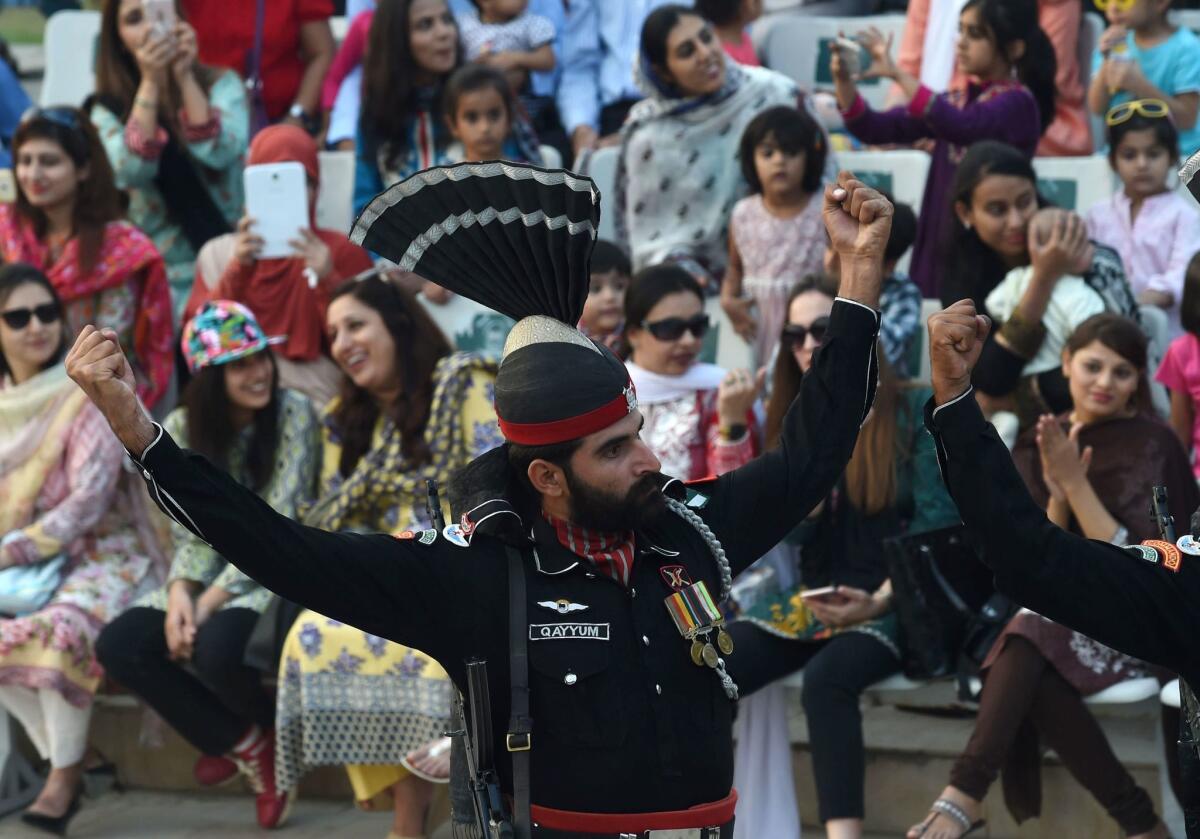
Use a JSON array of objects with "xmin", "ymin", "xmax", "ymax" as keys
[
  {"xmin": 505, "ymin": 546, "xmax": 531, "ymax": 839},
  {"xmin": 247, "ymin": 0, "xmax": 266, "ymax": 96}
]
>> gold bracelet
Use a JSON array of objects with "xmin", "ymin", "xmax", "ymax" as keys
[{"xmin": 134, "ymin": 97, "xmax": 158, "ymax": 110}]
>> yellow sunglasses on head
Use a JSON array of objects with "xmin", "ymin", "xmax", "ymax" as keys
[
  {"xmin": 1105, "ymin": 98, "xmax": 1171, "ymax": 126},
  {"xmin": 1093, "ymin": 0, "xmax": 1138, "ymax": 12}
]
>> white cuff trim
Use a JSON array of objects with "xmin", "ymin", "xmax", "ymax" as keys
[{"xmin": 931, "ymin": 386, "xmax": 975, "ymax": 420}]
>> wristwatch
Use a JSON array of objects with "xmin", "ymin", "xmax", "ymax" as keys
[{"xmin": 288, "ymin": 103, "xmax": 319, "ymax": 135}]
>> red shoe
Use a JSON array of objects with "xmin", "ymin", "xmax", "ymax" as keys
[
  {"xmin": 194, "ymin": 754, "xmax": 239, "ymax": 787},
  {"xmin": 231, "ymin": 729, "xmax": 292, "ymax": 829}
]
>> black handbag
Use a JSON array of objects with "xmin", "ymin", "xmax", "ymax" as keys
[
  {"xmin": 882, "ymin": 525, "xmax": 1001, "ymax": 681},
  {"xmin": 243, "ymin": 596, "xmax": 304, "ymax": 673}
]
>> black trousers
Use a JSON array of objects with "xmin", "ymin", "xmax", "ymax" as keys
[
  {"xmin": 727, "ymin": 621, "xmax": 900, "ymax": 823},
  {"xmin": 96, "ymin": 606, "xmax": 273, "ymax": 756}
]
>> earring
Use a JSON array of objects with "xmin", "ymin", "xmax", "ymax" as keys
[{"xmin": 963, "ymin": 220, "xmax": 972, "ymax": 230}]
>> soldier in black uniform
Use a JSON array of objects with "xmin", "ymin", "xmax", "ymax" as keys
[
  {"xmin": 64, "ymin": 162, "xmax": 892, "ymax": 838},
  {"xmin": 924, "ymin": 299, "xmax": 1200, "ymax": 837}
]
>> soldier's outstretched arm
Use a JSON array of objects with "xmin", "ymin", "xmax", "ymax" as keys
[
  {"xmin": 65, "ymin": 326, "xmax": 471, "ymax": 661},
  {"xmin": 924, "ymin": 303, "xmax": 1200, "ymax": 679}
]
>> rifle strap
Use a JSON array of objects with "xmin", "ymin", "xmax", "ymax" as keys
[{"xmin": 506, "ymin": 547, "xmax": 532, "ymax": 839}]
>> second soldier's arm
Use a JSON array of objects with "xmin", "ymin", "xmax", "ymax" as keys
[{"xmin": 925, "ymin": 388, "xmax": 1200, "ymax": 681}]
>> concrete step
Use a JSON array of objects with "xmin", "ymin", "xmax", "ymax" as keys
[{"xmin": 781, "ymin": 682, "xmax": 1168, "ymax": 838}]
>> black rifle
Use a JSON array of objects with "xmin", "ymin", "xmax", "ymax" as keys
[
  {"xmin": 455, "ymin": 659, "xmax": 513, "ymax": 838},
  {"xmin": 427, "ymin": 479, "xmax": 447, "ymax": 532},
  {"xmin": 1152, "ymin": 484, "xmax": 1176, "ymax": 543},
  {"xmin": 1152, "ymin": 488, "xmax": 1200, "ymax": 837}
]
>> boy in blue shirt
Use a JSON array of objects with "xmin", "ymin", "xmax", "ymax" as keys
[{"xmin": 1089, "ymin": 0, "xmax": 1200, "ymax": 157}]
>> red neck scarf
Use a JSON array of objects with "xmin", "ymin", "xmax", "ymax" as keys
[{"xmin": 545, "ymin": 514, "xmax": 636, "ymax": 587}]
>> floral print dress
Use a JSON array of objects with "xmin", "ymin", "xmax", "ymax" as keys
[
  {"xmin": 275, "ymin": 357, "xmax": 499, "ymax": 800},
  {"xmin": 0, "ymin": 404, "xmax": 162, "ymax": 708}
]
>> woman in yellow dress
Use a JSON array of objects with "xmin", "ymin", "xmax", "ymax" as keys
[{"xmin": 275, "ymin": 273, "xmax": 498, "ymax": 839}]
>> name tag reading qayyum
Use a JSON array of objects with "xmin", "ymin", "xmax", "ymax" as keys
[{"xmin": 528, "ymin": 622, "xmax": 611, "ymax": 641}]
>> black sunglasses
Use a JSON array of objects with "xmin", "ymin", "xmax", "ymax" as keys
[
  {"xmin": 641, "ymin": 314, "xmax": 711, "ymax": 342},
  {"xmin": 781, "ymin": 316, "xmax": 830, "ymax": 350},
  {"xmin": 1, "ymin": 304, "xmax": 61, "ymax": 330}
]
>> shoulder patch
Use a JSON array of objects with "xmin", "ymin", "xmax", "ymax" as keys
[
  {"xmin": 1143, "ymin": 539, "xmax": 1183, "ymax": 573},
  {"xmin": 1123, "ymin": 544, "xmax": 1161, "ymax": 564},
  {"xmin": 395, "ymin": 529, "xmax": 439, "ymax": 546}
]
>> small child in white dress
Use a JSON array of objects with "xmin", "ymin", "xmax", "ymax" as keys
[{"xmin": 986, "ymin": 208, "xmax": 1106, "ymax": 378}]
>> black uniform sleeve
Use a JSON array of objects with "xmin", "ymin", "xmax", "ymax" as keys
[
  {"xmin": 925, "ymin": 388, "xmax": 1200, "ymax": 681},
  {"xmin": 130, "ymin": 425, "xmax": 474, "ymax": 664},
  {"xmin": 700, "ymin": 298, "xmax": 880, "ymax": 575}
]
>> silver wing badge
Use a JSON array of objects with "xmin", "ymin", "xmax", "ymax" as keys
[{"xmin": 537, "ymin": 599, "xmax": 590, "ymax": 615}]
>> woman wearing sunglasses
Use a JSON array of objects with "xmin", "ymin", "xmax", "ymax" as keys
[
  {"xmin": 623, "ymin": 264, "xmax": 759, "ymax": 482},
  {"xmin": 0, "ymin": 106, "xmax": 174, "ymax": 410},
  {"xmin": 0, "ymin": 263, "xmax": 165, "ymax": 835},
  {"xmin": 728, "ymin": 274, "xmax": 961, "ymax": 839}
]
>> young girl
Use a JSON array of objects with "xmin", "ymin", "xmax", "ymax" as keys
[
  {"xmin": 695, "ymin": 0, "xmax": 763, "ymax": 67},
  {"xmin": 832, "ymin": 0, "xmax": 1056, "ymax": 298},
  {"xmin": 579, "ymin": 239, "xmax": 630, "ymax": 352},
  {"xmin": 442, "ymin": 63, "xmax": 542, "ymax": 164},
  {"xmin": 1155, "ymin": 252, "xmax": 1200, "ymax": 478},
  {"xmin": 721, "ymin": 105, "xmax": 828, "ymax": 368},
  {"xmin": 1086, "ymin": 101, "xmax": 1200, "ymax": 337},
  {"xmin": 1089, "ymin": 0, "xmax": 1200, "ymax": 159}
]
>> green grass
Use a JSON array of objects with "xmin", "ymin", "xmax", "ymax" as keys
[{"xmin": 0, "ymin": 7, "xmax": 46, "ymax": 46}]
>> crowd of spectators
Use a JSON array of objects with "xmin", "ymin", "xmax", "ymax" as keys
[{"xmin": 1, "ymin": 0, "xmax": 1200, "ymax": 837}]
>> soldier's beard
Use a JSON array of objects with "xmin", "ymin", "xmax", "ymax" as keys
[{"xmin": 564, "ymin": 470, "xmax": 667, "ymax": 532}]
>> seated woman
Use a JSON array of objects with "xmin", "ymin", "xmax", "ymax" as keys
[
  {"xmin": 0, "ymin": 263, "xmax": 165, "ymax": 834},
  {"xmin": 909, "ymin": 314, "xmax": 1190, "ymax": 839},
  {"xmin": 0, "ymin": 107, "xmax": 173, "ymax": 410},
  {"xmin": 96, "ymin": 301, "xmax": 319, "ymax": 831},
  {"xmin": 184, "ymin": 125, "xmax": 374, "ymax": 409},
  {"xmin": 729, "ymin": 274, "xmax": 960, "ymax": 839},
  {"xmin": 623, "ymin": 264, "xmax": 758, "ymax": 482},
  {"xmin": 615, "ymin": 4, "xmax": 831, "ymax": 289},
  {"xmin": 277, "ymin": 275, "xmax": 499, "ymax": 839},
  {"xmin": 354, "ymin": 0, "xmax": 460, "ymax": 216},
  {"xmin": 91, "ymin": 0, "xmax": 248, "ymax": 324},
  {"xmin": 940, "ymin": 141, "xmax": 1140, "ymax": 431}
]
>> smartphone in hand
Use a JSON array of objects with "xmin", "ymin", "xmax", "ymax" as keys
[
  {"xmin": 243, "ymin": 162, "xmax": 309, "ymax": 260},
  {"xmin": 145, "ymin": 0, "xmax": 176, "ymax": 40},
  {"xmin": 800, "ymin": 586, "xmax": 849, "ymax": 606}
]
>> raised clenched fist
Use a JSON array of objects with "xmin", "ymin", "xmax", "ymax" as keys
[
  {"xmin": 927, "ymin": 299, "xmax": 992, "ymax": 406},
  {"xmin": 822, "ymin": 172, "xmax": 893, "ymax": 270}
]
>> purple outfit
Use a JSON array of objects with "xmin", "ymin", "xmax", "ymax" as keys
[{"xmin": 842, "ymin": 81, "xmax": 1041, "ymax": 297}]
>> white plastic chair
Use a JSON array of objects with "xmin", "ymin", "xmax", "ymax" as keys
[
  {"xmin": 580, "ymin": 145, "xmax": 620, "ymax": 242},
  {"xmin": 705, "ymin": 297, "xmax": 754, "ymax": 373},
  {"xmin": 1031, "ymin": 154, "xmax": 1117, "ymax": 214},
  {"xmin": 538, "ymin": 144, "xmax": 563, "ymax": 170},
  {"xmin": 755, "ymin": 14, "xmax": 908, "ymax": 110},
  {"xmin": 40, "ymin": 10, "xmax": 101, "ymax": 108},
  {"xmin": 316, "ymin": 150, "xmax": 357, "ymax": 235},
  {"xmin": 1169, "ymin": 9, "xmax": 1200, "ymax": 33},
  {"xmin": 836, "ymin": 149, "xmax": 931, "ymax": 213}
]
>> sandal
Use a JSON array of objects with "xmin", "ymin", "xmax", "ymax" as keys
[{"xmin": 912, "ymin": 798, "xmax": 985, "ymax": 838}]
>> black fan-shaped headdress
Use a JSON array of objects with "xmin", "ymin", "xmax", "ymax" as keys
[{"xmin": 351, "ymin": 161, "xmax": 637, "ymax": 448}]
